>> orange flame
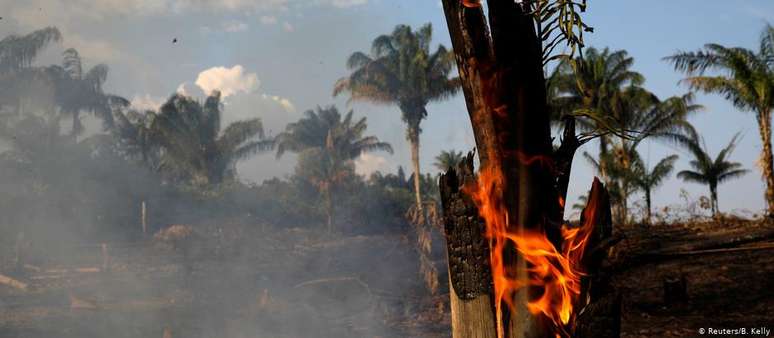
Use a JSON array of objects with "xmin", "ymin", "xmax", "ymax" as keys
[
  {"xmin": 465, "ymin": 165, "xmax": 596, "ymax": 338},
  {"xmin": 462, "ymin": 0, "xmax": 481, "ymax": 8}
]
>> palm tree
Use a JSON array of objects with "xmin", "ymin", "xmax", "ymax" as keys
[
  {"xmin": 433, "ymin": 149, "xmax": 464, "ymax": 172},
  {"xmin": 113, "ymin": 109, "xmax": 158, "ymax": 166},
  {"xmin": 613, "ymin": 91, "xmax": 700, "ymax": 222},
  {"xmin": 150, "ymin": 91, "xmax": 272, "ymax": 185},
  {"xmin": 0, "ymin": 27, "xmax": 61, "ymax": 73},
  {"xmin": 632, "ymin": 153, "xmax": 679, "ymax": 224},
  {"xmin": 334, "ymin": 23, "xmax": 460, "ymax": 216},
  {"xmin": 0, "ymin": 27, "xmax": 62, "ymax": 114},
  {"xmin": 47, "ymin": 48, "xmax": 128, "ymax": 135},
  {"xmin": 275, "ymin": 106, "xmax": 393, "ymax": 233},
  {"xmin": 666, "ymin": 24, "xmax": 774, "ymax": 217},
  {"xmin": 549, "ymin": 47, "xmax": 645, "ymax": 170},
  {"xmin": 553, "ymin": 48, "xmax": 700, "ymax": 223},
  {"xmin": 677, "ymin": 134, "xmax": 748, "ymax": 216}
]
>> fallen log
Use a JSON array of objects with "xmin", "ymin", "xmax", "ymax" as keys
[
  {"xmin": 643, "ymin": 242, "xmax": 774, "ymax": 259},
  {"xmin": 615, "ymin": 229, "xmax": 774, "ymax": 271},
  {"xmin": 0, "ymin": 273, "xmax": 28, "ymax": 291},
  {"xmin": 671, "ymin": 228, "xmax": 774, "ymax": 252},
  {"xmin": 69, "ymin": 292, "xmax": 99, "ymax": 310}
]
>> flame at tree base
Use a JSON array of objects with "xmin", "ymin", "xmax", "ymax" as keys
[{"xmin": 464, "ymin": 165, "xmax": 598, "ymax": 338}]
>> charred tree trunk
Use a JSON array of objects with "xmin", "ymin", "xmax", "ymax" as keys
[
  {"xmin": 440, "ymin": 1, "xmax": 562, "ymax": 337},
  {"xmin": 440, "ymin": 3, "xmax": 618, "ymax": 337},
  {"xmin": 440, "ymin": 154, "xmax": 497, "ymax": 338},
  {"xmin": 574, "ymin": 179, "xmax": 619, "ymax": 338}
]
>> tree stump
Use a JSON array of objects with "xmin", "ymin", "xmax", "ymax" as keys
[
  {"xmin": 440, "ymin": 153, "xmax": 497, "ymax": 338},
  {"xmin": 663, "ymin": 275, "xmax": 688, "ymax": 304}
]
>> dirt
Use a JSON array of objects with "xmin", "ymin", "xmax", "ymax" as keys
[
  {"xmin": 614, "ymin": 221, "xmax": 774, "ymax": 338},
  {"xmin": 0, "ymin": 221, "xmax": 772, "ymax": 338}
]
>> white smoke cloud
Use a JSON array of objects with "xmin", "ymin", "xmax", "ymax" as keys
[
  {"xmin": 130, "ymin": 94, "xmax": 166, "ymax": 111},
  {"xmin": 262, "ymin": 94, "xmax": 296, "ymax": 113},
  {"xmin": 169, "ymin": 66, "xmax": 298, "ymax": 131},
  {"xmin": 194, "ymin": 65, "xmax": 259, "ymax": 98},
  {"xmin": 355, "ymin": 153, "xmax": 390, "ymax": 177}
]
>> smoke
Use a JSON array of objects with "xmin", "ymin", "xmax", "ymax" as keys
[{"xmin": 0, "ymin": 53, "xmax": 434, "ymax": 338}]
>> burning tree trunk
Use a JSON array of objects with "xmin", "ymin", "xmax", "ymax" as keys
[
  {"xmin": 440, "ymin": 154, "xmax": 497, "ymax": 337},
  {"xmin": 439, "ymin": 1, "xmax": 616, "ymax": 337}
]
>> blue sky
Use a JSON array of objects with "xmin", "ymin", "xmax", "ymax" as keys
[{"xmin": 2, "ymin": 0, "xmax": 773, "ymax": 217}]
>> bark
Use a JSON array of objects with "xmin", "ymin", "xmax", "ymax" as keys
[
  {"xmin": 554, "ymin": 117, "xmax": 581, "ymax": 221},
  {"xmin": 756, "ymin": 110, "xmax": 774, "ymax": 217},
  {"xmin": 573, "ymin": 294, "xmax": 620, "ymax": 338},
  {"xmin": 645, "ymin": 190, "xmax": 652, "ymax": 225},
  {"xmin": 141, "ymin": 200, "xmax": 147, "ymax": 237},
  {"xmin": 408, "ymin": 123, "xmax": 424, "ymax": 216},
  {"xmin": 574, "ymin": 179, "xmax": 619, "ymax": 338},
  {"xmin": 324, "ymin": 185, "xmax": 334, "ymax": 235},
  {"xmin": 440, "ymin": 154, "xmax": 497, "ymax": 338},
  {"xmin": 598, "ymin": 138, "xmax": 610, "ymax": 185}
]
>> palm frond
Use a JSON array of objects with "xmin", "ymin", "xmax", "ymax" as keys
[
  {"xmin": 717, "ymin": 168, "xmax": 749, "ymax": 183},
  {"xmin": 677, "ymin": 170, "xmax": 707, "ymax": 184}
]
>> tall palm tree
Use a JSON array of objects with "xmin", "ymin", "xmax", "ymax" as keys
[
  {"xmin": 433, "ymin": 149, "xmax": 464, "ymax": 172},
  {"xmin": 47, "ymin": 48, "xmax": 129, "ymax": 135},
  {"xmin": 0, "ymin": 27, "xmax": 62, "ymax": 114},
  {"xmin": 632, "ymin": 153, "xmax": 679, "ymax": 224},
  {"xmin": 0, "ymin": 27, "xmax": 61, "ymax": 73},
  {"xmin": 334, "ymin": 23, "xmax": 460, "ymax": 216},
  {"xmin": 553, "ymin": 48, "xmax": 700, "ymax": 223},
  {"xmin": 150, "ymin": 91, "xmax": 272, "ymax": 185},
  {"xmin": 666, "ymin": 24, "xmax": 774, "ymax": 217},
  {"xmin": 275, "ymin": 106, "xmax": 393, "ymax": 233},
  {"xmin": 677, "ymin": 134, "xmax": 748, "ymax": 216}
]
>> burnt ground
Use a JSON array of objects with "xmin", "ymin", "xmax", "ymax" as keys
[
  {"xmin": 614, "ymin": 220, "xmax": 774, "ymax": 338},
  {"xmin": 0, "ymin": 220, "xmax": 772, "ymax": 338}
]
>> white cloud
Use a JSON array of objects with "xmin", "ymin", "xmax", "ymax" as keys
[
  {"xmin": 194, "ymin": 65, "xmax": 259, "ymax": 98},
  {"xmin": 260, "ymin": 16, "xmax": 278, "ymax": 25},
  {"xmin": 262, "ymin": 94, "xmax": 296, "ymax": 113},
  {"xmin": 355, "ymin": 153, "xmax": 390, "ymax": 177},
  {"xmin": 328, "ymin": 0, "xmax": 368, "ymax": 8},
  {"xmin": 176, "ymin": 83, "xmax": 189, "ymax": 96},
  {"xmin": 177, "ymin": 66, "xmax": 296, "ymax": 130},
  {"xmin": 282, "ymin": 22, "xmax": 295, "ymax": 32},
  {"xmin": 8, "ymin": 0, "xmax": 366, "ymax": 25},
  {"xmin": 130, "ymin": 94, "xmax": 165, "ymax": 111},
  {"xmin": 222, "ymin": 20, "xmax": 248, "ymax": 32}
]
